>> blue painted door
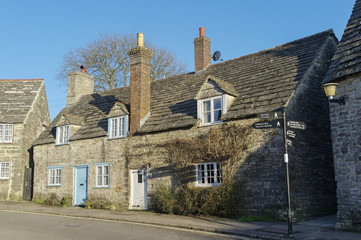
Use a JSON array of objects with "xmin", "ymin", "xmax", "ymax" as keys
[{"xmin": 74, "ymin": 166, "xmax": 88, "ymax": 205}]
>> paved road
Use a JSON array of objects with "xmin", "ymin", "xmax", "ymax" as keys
[{"xmin": 0, "ymin": 210, "xmax": 250, "ymax": 240}]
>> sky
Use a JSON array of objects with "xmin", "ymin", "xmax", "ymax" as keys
[{"xmin": 0, "ymin": 0, "xmax": 356, "ymax": 120}]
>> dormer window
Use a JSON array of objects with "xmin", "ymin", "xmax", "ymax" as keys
[
  {"xmin": 108, "ymin": 115, "xmax": 128, "ymax": 139},
  {"xmin": 56, "ymin": 125, "xmax": 70, "ymax": 145},
  {"xmin": 201, "ymin": 96, "xmax": 223, "ymax": 124},
  {"xmin": 0, "ymin": 124, "xmax": 13, "ymax": 143},
  {"xmin": 196, "ymin": 77, "xmax": 238, "ymax": 126}
]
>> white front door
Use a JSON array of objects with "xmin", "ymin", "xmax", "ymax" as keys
[{"xmin": 130, "ymin": 168, "xmax": 147, "ymax": 210}]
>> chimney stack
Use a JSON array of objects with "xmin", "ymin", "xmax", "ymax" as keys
[
  {"xmin": 194, "ymin": 27, "xmax": 211, "ymax": 71},
  {"xmin": 66, "ymin": 66, "xmax": 94, "ymax": 107},
  {"xmin": 128, "ymin": 33, "xmax": 152, "ymax": 134}
]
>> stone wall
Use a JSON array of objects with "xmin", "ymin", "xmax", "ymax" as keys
[{"xmin": 329, "ymin": 75, "xmax": 361, "ymax": 230}]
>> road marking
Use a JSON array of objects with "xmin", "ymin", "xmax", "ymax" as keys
[{"xmin": 0, "ymin": 209, "xmax": 251, "ymax": 239}]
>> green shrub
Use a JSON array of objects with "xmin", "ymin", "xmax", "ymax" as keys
[
  {"xmin": 202, "ymin": 180, "xmax": 246, "ymax": 217},
  {"xmin": 153, "ymin": 181, "xmax": 246, "ymax": 217},
  {"xmin": 153, "ymin": 185, "xmax": 176, "ymax": 214},
  {"xmin": 175, "ymin": 187, "xmax": 204, "ymax": 215}
]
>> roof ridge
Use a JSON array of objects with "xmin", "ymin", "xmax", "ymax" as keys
[
  {"xmin": 208, "ymin": 29, "xmax": 334, "ymax": 69},
  {"xmin": 0, "ymin": 79, "xmax": 44, "ymax": 81}
]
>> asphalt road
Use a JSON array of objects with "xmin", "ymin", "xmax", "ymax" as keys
[{"xmin": 0, "ymin": 210, "xmax": 250, "ymax": 240}]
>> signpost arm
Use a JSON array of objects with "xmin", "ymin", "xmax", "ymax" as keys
[{"xmin": 283, "ymin": 110, "xmax": 293, "ymax": 237}]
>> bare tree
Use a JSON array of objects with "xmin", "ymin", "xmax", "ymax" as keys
[{"xmin": 57, "ymin": 34, "xmax": 187, "ymax": 91}]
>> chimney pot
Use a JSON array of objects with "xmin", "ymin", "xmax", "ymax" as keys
[
  {"xmin": 199, "ymin": 27, "xmax": 205, "ymax": 37},
  {"xmin": 137, "ymin": 33, "xmax": 144, "ymax": 47},
  {"xmin": 80, "ymin": 65, "xmax": 86, "ymax": 73}
]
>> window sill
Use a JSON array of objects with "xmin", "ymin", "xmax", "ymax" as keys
[
  {"xmin": 47, "ymin": 185, "xmax": 62, "ymax": 187},
  {"xmin": 107, "ymin": 136, "xmax": 126, "ymax": 140},
  {"xmin": 195, "ymin": 184, "xmax": 221, "ymax": 187},
  {"xmin": 93, "ymin": 186, "xmax": 110, "ymax": 189},
  {"xmin": 198, "ymin": 121, "xmax": 223, "ymax": 128},
  {"xmin": 55, "ymin": 143, "xmax": 69, "ymax": 146}
]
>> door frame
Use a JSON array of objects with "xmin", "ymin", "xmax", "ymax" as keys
[
  {"xmin": 129, "ymin": 168, "xmax": 147, "ymax": 210},
  {"xmin": 73, "ymin": 164, "xmax": 88, "ymax": 206}
]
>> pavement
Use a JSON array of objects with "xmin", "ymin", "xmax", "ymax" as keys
[{"xmin": 0, "ymin": 201, "xmax": 361, "ymax": 240}]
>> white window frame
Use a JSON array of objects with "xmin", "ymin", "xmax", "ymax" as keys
[
  {"xmin": 48, "ymin": 167, "xmax": 63, "ymax": 186},
  {"xmin": 195, "ymin": 162, "xmax": 222, "ymax": 187},
  {"xmin": 95, "ymin": 163, "xmax": 110, "ymax": 187},
  {"xmin": 0, "ymin": 124, "xmax": 13, "ymax": 143},
  {"xmin": 108, "ymin": 115, "xmax": 128, "ymax": 139},
  {"xmin": 56, "ymin": 125, "xmax": 70, "ymax": 145},
  {"xmin": 0, "ymin": 162, "xmax": 10, "ymax": 179},
  {"xmin": 197, "ymin": 96, "xmax": 226, "ymax": 125}
]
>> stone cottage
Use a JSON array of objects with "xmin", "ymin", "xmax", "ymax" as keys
[
  {"xmin": 0, "ymin": 79, "xmax": 50, "ymax": 201},
  {"xmin": 33, "ymin": 28, "xmax": 337, "ymax": 218},
  {"xmin": 321, "ymin": 0, "xmax": 361, "ymax": 231}
]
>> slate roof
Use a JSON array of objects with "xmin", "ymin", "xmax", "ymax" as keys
[
  {"xmin": 34, "ymin": 30, "xmax": 334, "ymax": 146},
  {"xmin": 0, "ymin": 79, "xmax": 44, "ymax": 123},
  {"xmin": 322, "ymin": 0, "xmax": 361, "ymax": 84}
]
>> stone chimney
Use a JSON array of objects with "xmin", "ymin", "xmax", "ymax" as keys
[
  {"xmin": 128, "ymin": 33, "xmax": 152, "ymax": 134},
  {"xmin": 66, "ymin": 66, "xmax": 94, "ymax": 107},
  {"xmin": 194, "ymin": 27, "xmax": 211, "ymax": 71}
]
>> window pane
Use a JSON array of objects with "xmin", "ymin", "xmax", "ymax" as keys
[
  {"xmin": 213, "ymin": 98, "xmax": 222, "ymax": 110},
  {"xmin": 104, "ymin": 166, "xmax": 109, "ymax": 186},
  {"xmin": 59, "ymin": 127, "xmax": 63, "ymax": 143},
  {"xmin": 204, "ymin": 112, "xmax": 211, "ymax": 123},
  {"xmin": 104, "ymin": 175, "xmax": 109, "ymax": 186},
  {"xmin": 213, "ymin": 110, "xmax": 222, "ymax": 122},
  {"xmin": 138, "ymin": 173, "xmax": 142, "ymax": 183},
  {"xmin": 207, "ymin": 164, "xmax": 215, "ymax": 183},
  {"xmin": 203, "ymin": 100, "xmax": 211, "ymax": 111},
  {"xmin": 49, "ymin": 169, "xmax": 54, "ymax": 184},
  {"xmin": 112, "ymin": 119, "xmax": 117, "ymax": 137},
  {"xmin": 98, "ymin": 175, "xmax": 102, "ymax": 186},
  {"xmin": 97, "ymin": 166, "xmax": 102, "ymax": 185},
  {"xmin": 56, "ymin": 169, "xmax": 62, "ymax": 184}
]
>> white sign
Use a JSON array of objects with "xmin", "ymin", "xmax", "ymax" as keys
[{"xmin": 284, "ymin": 154, "xmax": 289, "ymax": 163}]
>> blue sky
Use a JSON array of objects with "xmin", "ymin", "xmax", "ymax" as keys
[{"xmin": 0, "ymin": 0, "xmax": 356, "ymax": 120}]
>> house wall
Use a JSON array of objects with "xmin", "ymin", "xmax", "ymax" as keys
[
  {"xmin": 329, "ymin": 75, "xmax": 361, "ymax": 230},
  {"xmin": 0, "ymin": 83, "xmax": 49, "ymax": 201},
  {"xmin": 33, "ymin": 114, "xmax": 334, "ymax": 218}
]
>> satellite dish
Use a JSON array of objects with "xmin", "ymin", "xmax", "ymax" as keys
[{"xmin": 212, "ymin": 51, "xmax": 222, "ymax": 61}]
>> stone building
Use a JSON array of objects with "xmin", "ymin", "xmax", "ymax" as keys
[
  {"xmin": 321, "ymin": 0, "xmax": 361, "ymax": 231},
  {"xmin": 0, "ymin": 79, "xmax": 50, "ymax": 201},
  {"xmin": 33, "ymin": 28, "xmax": 337, "ymax": 219}
]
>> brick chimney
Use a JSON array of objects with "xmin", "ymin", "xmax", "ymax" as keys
[
  {"xmin": 128, "ymin": 33, "xmax": 152, "ymax": 134},
  {"xmin": 194, "ymin": 27, "xmax": 211, "ymax": 71},
  {"xmin": 66, "ymin": 66, "xmax": 94, "ymax": 107}
]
